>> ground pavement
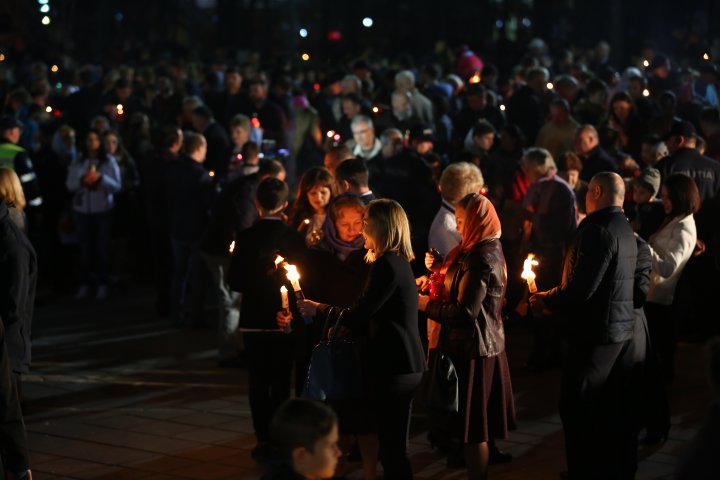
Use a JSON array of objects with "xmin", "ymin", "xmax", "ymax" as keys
[{"xmin": 23, "ymin": 285, "xmax": 711, "ymax": 479}]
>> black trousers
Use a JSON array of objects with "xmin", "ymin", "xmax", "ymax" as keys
[
  {"xmin": 245, "ymin": 332, "xmax": 294, "ymax": 442},
  {"xmin": 643, "ymin": 303, "xmax": 673, "ymax": 435},
  {"xmin": 560, "ymin": 340, "xmax": 636, "ymax": 480},
  {"xmin": 371, "ymin": 372, "xmax": 423, "ymax": 480}
]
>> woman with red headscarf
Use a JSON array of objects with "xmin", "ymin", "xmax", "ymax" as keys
[{"xmin": 419, "ymin": 193, "xmax": 516, "ymax": 480}]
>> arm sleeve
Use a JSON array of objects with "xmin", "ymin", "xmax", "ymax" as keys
[
  {"xmin": 99, "ymin": 157, "xmax": 122, "ymax": 193},
  {"xmin": 65, "ymin": 158, "xmax": 86, "ymax": 192},
  {"xmin": 544, "ymin": 224, "xmax": 614, "ymax": 309},
  {"xmin": 648, "ymin": 222, "xmax": 695, "ymax": 279},
  {"xmin": 0, "ymin": 323, "xmax": 29, "ymax": 474},
  {"xmin": 634, "ymin": 239, "xmax": 653, "ymax": 308},
  {"xmin": 426, "ymin": 263, "xmax": 488, "ymax": 328}
]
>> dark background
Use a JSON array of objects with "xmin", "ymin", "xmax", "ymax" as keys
[{"xmin": 1, "ymin": 0, "xmax": 718, "ymax": 67}]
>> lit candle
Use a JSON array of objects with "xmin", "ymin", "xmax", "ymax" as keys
[
  {"xmin": 280, "ymin": 285, "xmax": 291, "ymax": 333},
  {"xmin": 703, "ymin": 53, "xmax": 710, "ymax": 61},
  {"xmin": 229, "ymin": 240, "xmax": 235, "ymax": 253},
  {"xmin": 284, "ymin": 264, "xmax": 313, "ymax": 325},
  {"xmin": 469, "ymin": 72, "xmax": 481, "ymax": 84},
  {"xmin": 521, "ymin": 253, "xmax": 539, "ymax": 293},
  {"xmin": 280, "ymin": 285, "xmax": 289, "ymax": 310},
  {"xmin": 642, "ymin": 89, "xmax": 650, "ymax": 97},
  {"xmin": 642, "ymin": 59, "xmax": 650, "ymax": 68},
  {"xmin": 297, "ymin": 218, "xmax": 310, "ymax": 232},
  {"xmin": 284, "ymin": 264, "xmax": 302, "ymax": 292},
  {"xmin": 274, "ymin": 255, "xmax": 286, "ymax": 269}
]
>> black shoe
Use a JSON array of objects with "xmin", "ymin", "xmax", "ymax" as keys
[{"xmin": 489, "ymin": 444, "xmax": 513, "ymax": 464}]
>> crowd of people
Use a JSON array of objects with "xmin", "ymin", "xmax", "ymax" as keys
[{"xmin": 1, "ymin": 33, "xmax": 720, "ymax": 479}]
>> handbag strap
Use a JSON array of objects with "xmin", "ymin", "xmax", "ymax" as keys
[
  {"xmin": 328, "ymin": 308, "xmax": 348, "ymax": 342},
  {"xmin": 320, "ymin": 306, "xmax": 339, "ymax": 341}
]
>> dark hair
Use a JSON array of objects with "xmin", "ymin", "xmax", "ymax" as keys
[
  {"xmin": 290, "ymin": 166, "xmax": 337, "ymax": 227},
  {"xmin": 258, "ymin": 159, "xmax": 286, "ymax": 179},
  {"xmin": 183, "ymin": 131, "xmax": 206, "ymax": 155},
  {"xmin": 269, "ymin": 399, "xmax": 337, "ymax": 462},
  {"xmin": 103, "ymin": 129, "xmax": 131, "ymax": 163},
  {"xmin": 558, "ymin": 151, "xmax": 583, "ymax": 172},
  {"xmin": 335, "ymin": 158, "xmax": 369, "ymax": 189},
  {"xmin": 500, "ymin": 124, "xmax": 526, "ymax": 148},
  {"xmin": 192, "ymin": 105, "xmax": 213, "ymax": 121},
  {"xmin": 664, "ymin": 173, "xmax": 700, "ymax": 217},
  {"xmin": 115, "ymin": 78, "xmax": 131, "ymax": 90},
  {"xmin": 82, "ymin": 128, "xmax": 108, "ymax": 161},
  {"xmin": 157, "ymin": 125, "xmax": 182, "ymax": 151},
  {"xmin": 241, "ymin": 141, "xmax": 260, "ymax": 162},
  {"xmin": 257, "ymin": 177, "xmax": 289, "ymax": 211},
  {"xmin": 342, "ymin": 92, "xmax": 362, "ymax": 106}
]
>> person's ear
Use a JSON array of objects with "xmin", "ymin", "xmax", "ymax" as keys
[
  {"xmin": 282, "ymin": 200, "xmax": 289, "ymax": 211},
  {"xmin": 341, "ymin": 179, "xmax": 351, "ymax": 192},
  {"xmin": 291, "ymin": 446, "xmax": 308, "ymax": 468}
]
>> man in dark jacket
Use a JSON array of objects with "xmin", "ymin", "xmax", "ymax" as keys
[
  {"xmin": 531, "ymin": 172, "xmax": 638, "ymax": 480},
  {"xmin": 0, "ymin": 116, "xmax": 43, "ymax": 209},
  {"xmin": 200, "ymin": 160, "xmax": 286, "ymax": 365},
  {"xmin": 191, "ymin": 105, "xmax": 231, "ymax": 181},
  {"xmin": 574, "ymin": 125, "xmax": 619, "ymax": 182},
  {"xmin": 379, "ymin": 125, "xmax": 441, "ymax": 273},
  {"xmin": 0, "ymin": 198, "xmax": 37, "ymax": 382},
  {"xmin": 658, "ymin": 119, "xmax": 720, "ymax": 205},
  {"xmin": 165, "ymin": 132, "xmax": 215, "ymax": 327}
]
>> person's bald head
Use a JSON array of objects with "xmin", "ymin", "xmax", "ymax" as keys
[
  {"xmin": 575, "ymin": 124, "xmax": 599, "ymax": 156},
  {"xmin": 586, "ymin": 172, "xmax": 625, "ymax": 213}
]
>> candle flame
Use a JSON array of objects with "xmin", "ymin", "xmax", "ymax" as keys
[
  {"xmin": 284, "ymin": 264, "xmax": 300, "ymax": 282},
  {"xmin": 228, "ymin": 240, "xmax": 235, "ymax": 253},
  {"xmin": 280, "ymin": 285, "xmax": 288, "ymax": 293},
  {"xmin": 521, "ymin": 254, "xmax": 539, "ymax": 281},
  {"xmin": 643, "ymin": 59, "xmax": 650, "ymax": 67},
  {"xmin": 326, "ymin": 130, "xmax": 335, "ymax": 138},
  {"xmin": 469, "ymin": 72, "xmax": 481, "ymax": 84},
  {"xmin": 703, "ymin": 53, "xmax": 710, "ymax": 61},
  {"xmin": 274, "ymin": 255, "xmax": 285, "ymax": 268},
  {"xmin": 642, "ymin": 88, "xmax": 650, "ymax": 97}
]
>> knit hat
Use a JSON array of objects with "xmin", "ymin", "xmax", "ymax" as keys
[{"xmin": 634, "ymin": 168, "xmax": 662, "ymax": 196}]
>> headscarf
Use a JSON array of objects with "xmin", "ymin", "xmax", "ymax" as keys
[
  {"xmin": 428, "ymin": 194, "xmax": 501, "ymax": 350},
  {"xmin": 440, "ymin": 193, "xmax": 501, "ymax": 275}
]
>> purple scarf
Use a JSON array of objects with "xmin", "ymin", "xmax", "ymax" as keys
[{"xmin": 312, "ymin": 215, "xmax": 365, "ymax": 261}]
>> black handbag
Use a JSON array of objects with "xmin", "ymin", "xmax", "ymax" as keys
[
  {"xmin": 302, "ymin": 307, "xmax": 364, "ymax": 401},
  {"xmin": 418, "ymin": 330, "xmax": 459, "ymax": 413}
]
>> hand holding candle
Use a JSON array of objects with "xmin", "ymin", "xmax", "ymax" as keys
[
  {"xmin": 279, "ymin": 285, "xmax": 291, "ymax": 333},
  {"xmin": 283, "ymin": 264, "xmax": 314, "ymax": 325},
  {"xmin": 521, "ymin": 253, "xmax": 539, "ymax": 293}
]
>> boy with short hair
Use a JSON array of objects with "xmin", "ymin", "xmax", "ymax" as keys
[
  {"xmin": 228, "ymin": 178, "xmax": 305, "ymax": 463},
  {"xmin": 262, "ymin": 399, "xmax": 341, "ymax": 480}
]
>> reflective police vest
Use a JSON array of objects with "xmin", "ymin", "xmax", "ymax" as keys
[{"xmin": 0, "ymin": 142, "xmax": 43, "ymax": 207}]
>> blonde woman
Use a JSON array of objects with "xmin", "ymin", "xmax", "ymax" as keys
[
  {"xmin": 0, "ymin": 167, "xmax": 27, "ymax": 231},
  {"xmin": 297, "ymin": 199, "xmax": 426, "ymax": 480}
]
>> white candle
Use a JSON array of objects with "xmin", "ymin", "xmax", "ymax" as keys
[{"xmin": 280, "ymin": 285, "xmax": 289, "ymax": 310}]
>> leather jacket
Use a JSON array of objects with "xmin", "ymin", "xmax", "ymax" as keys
[{"xmin": 426, "ymin": 238, "xmax": 507, "ymax": 358}]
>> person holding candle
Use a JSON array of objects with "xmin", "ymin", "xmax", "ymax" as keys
[
  {"xmin": 289, "ymin": 167, "xmax": 337, "ymax": 247},
  {"xmin": 529, "ymin": 172, "xmax": 638, "ymax": 480},
  {"xmin": 419, "ymin": 193, "xmax": 516, "ymax": 478},
  {"xmin": 228, "ymin": 177, "xmax": 305, "ymax": 464},
  {"xmin": 298, "ymin": 199, "xmax": 425, "ymax": 480},
  {"xmin": 65, "ymin": 129, "xmax": 122, "ymax": 300},
  {"xmin": 296, "ymin": 195, "xmax": 377, "ymax": 478}
]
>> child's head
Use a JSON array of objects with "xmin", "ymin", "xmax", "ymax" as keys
[
  {"xmin": 241, "ymin": 141, "xmax": 261, "ymax": 166},
  {"xmin": 632, "ymin": 168, "xmax": 661, "ymax": 204},
  {"xmin": 270, "ymin": 399, "xmax": 340, "ymax": 479},
  {"xmin": 293, "ymin": 167, "xmax": 337, "ymax": 220},
  {"xmin": 257, "ymin": 177, "xmax": 289, "ymax": 215}
]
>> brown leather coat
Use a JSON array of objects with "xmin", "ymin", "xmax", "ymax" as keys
[{"xmin": 426, "ymin": 238, "xmax": 507, "ymax": 358}]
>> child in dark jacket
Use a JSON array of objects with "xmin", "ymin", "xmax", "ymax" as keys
[
  {"xmin": 228, "ymin": 178, "xmax": 305, "ymax": 463},
  {"xmin": 261, "ymin": 399, "xmax": 340, "ymax": 480}
]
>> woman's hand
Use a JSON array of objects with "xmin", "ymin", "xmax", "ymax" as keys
[
  {"xmin": 418, "ymin": 294, "xmax": 430, "ymax": 312},
  {"xmin": 416, "ymin": 275, "xmax": 429, "ymax": 292},
  {"xmin": 276, "ymin": 310, "xmax": 293, "ymax": 330},
  {"xmin": 425, "ymin": 252, "xmax": 441, "ymax": 272},
  {"xmin": 298, "ymin": 299, "xmax": 319, "ymax": 317},
  {"xmin": 529, "ymin": 292, "xmax": 551, "ymax": 316}
]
